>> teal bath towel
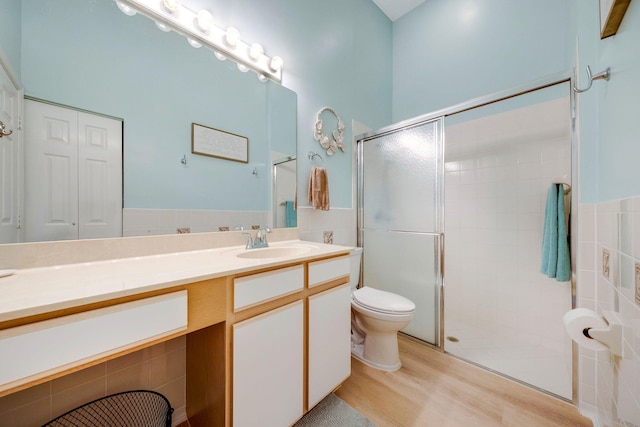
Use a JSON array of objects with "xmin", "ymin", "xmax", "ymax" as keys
[
  {"xmin": 285, "ymin": 200, "xmax": 297, "ymax": 227},
  {"xmin": 541, "ymin": 184, "xmax": 571, "ymax": 282}
]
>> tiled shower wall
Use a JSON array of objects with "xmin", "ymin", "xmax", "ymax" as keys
[
  {"xmin": 577, "ymin": 200, "xmax": 640, "ymax": 426},
  {"xmin": 444, "ymin": 97, "xmax": 572, "ymax": 356}
]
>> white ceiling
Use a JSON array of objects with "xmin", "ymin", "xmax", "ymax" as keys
[{"xmin": 371, "ymin": 0, "xmax": 427, "ymax": 21}]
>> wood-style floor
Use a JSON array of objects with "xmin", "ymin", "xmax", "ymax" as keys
[{"xmin": 335, "ymin": 335, "xmax": 593, "ymax": 427}]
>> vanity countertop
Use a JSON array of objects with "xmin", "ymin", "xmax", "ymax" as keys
[{"xmin": 0, "ymin": 240, "xmax": 352, "ymax": 324}]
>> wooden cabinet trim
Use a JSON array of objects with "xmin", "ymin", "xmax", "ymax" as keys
[{"xmin": 0, "ymin": 278, "xmax": 226, "ymax": 398}]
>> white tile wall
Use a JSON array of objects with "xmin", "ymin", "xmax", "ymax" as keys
[
  {"xmin": 297, "ymin": 207, "xmax": 356, "ymax": 247},
  {"xmin": 444, "ymin": 97, "xmax": 574, "ymax": 398},
  {"xmin": 122, "ymin": 208, "xmax": 269, "ymax": 237},
  {"xmin": 578, "ymin": 199, "xmax": 640, "ymax": 426}
]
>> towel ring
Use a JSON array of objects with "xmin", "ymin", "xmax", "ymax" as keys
[{"xmin": 555, "ymin": 182, "xmax": 572, "ymax": 195}]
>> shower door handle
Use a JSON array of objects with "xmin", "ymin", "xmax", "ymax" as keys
[
  {"xmin": 437, "ymin": 232, "xmax": 445, "ymax": 349},
  {"xmin": 438, "ymin": 233, "xmax": 444, "ymax": 280}
]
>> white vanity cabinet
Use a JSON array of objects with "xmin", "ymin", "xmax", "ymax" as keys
[
  {"xmin": 233, "ymin": 301, "xmax": 304, "ymax": 427},
  {"xmin": 308, "ymin": 283, "xmax": 351, "ymax": 408},
  {"xmin": 232, "ymin": 266, "xmax": 305, "ymax": 427},
  {"xmin": 307, "ymin": 257, "xmax": 351, "ymax": 408},
  {"xmin": 0, "ymin": 242, "xmax": 352, "ymax": 427},
  {"xmin": 230, "ymin": 255, "xmax": 350, "ymax": 426}
]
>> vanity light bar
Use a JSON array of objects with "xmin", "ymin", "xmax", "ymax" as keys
[{"xmin": 114, "ymin": 0, "xmax": 283, "ymax": 82}]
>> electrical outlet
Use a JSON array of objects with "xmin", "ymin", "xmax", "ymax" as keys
[
  {"xmin": 602, "ymin": 249, "xmax": 610, "ymax": 279},
  {"xmin": 323, "ymin": 231, "xmax": 333, "ymax": 244},
  {"xmin": 635, "ymin": 263, "xmax": 640, "ymax": 305},
  {"xmin": 177, "ymin": 227, "xmax": 190, "ymax": 234}
]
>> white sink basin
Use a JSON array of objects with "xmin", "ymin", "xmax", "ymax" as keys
[{"xmin": 234, "ymin": 245, "xmax": 313, "ymax": 259}]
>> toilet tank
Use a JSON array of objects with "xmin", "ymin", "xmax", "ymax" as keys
[{"xmin": 350, "ymin": 247, "xmax": 363, "ymax": 291}]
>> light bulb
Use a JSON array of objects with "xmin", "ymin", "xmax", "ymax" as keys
[
  {"xmin": 237, "ymin": 64, "xmax": 249, "ymax": 73},
  {"xmin": 162, "ymin": 0, "xmax": 179, "ymax": 13},
  {"xmin": 269, "ymin": 56, "xmax": 284, "ymax": 72},
  {"xmin": 116, "ymin": 1, "xmax": 137, "ymax": 16},
  {"xmin": 187, "ymin": 38, "xmax": 202, "ymax": 48},
  {"xmin": 214, "ymin": 52, "xmax": 227, "ymax": 61},
  {"xmin": 155, "ymin": 21, "xmax": 171, "ymax": 32},
  {"xmin": 249, "ymin": 43, "xmax": 264, "ymax": 60},
  {"xmin": 195, "ymin": 10, "xmax": 213, "ymax": 32},
  {"xmin": 225, "ymin": 27, "xmax": 240, "ymax": 47}
]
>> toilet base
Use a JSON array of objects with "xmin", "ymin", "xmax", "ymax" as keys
[
  {"xmin": 351, "ymin": 347, "xmax": 402, "ymax": 371},
  {"xmin": 351, "ymin": 331, "xmax": 402, "ymax": 372}
]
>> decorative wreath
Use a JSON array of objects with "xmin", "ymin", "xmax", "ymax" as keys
[{"xmin": 313, "ymin": 107, "xmax": 345, "ymax": 155}]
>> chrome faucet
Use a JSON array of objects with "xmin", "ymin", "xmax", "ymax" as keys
[{"xmin": 242, "ymin": 226, "xmax": 271, "ymax": 249}]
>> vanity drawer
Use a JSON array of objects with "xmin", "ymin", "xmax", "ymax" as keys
[
  {"xmin": 308, "ymin": 256, "xmax": 350, "ymax": 288},
  {"xmin": 234, "ymin": 265, "xmax": 304, "ymax": 311},
  {"xmin": 0, "ymin": 291, "xmax": 187, "ymax": 392}
]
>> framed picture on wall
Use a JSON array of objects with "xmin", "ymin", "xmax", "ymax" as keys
[
  {"xmin": 600, "ymin": 0, "xmax": 631, "ymax": 38},
  {"xmin": 191, "ymin": 123, "xmax": 248, "ymax": 163}
]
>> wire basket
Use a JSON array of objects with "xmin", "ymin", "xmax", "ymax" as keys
[{"xmin": 42, "ymin": 390, "xmax": 173, "ymax": 427}]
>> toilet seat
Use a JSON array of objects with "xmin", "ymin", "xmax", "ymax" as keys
[{"xmin": 352, "ymin": 286, "xmax": 415, "ymax": 315}]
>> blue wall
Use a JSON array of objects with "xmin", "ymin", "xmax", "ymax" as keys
[
  {"xmin": 21, "ymin": 0, "xmax": 271, "ymax": 211},
  {"xmin": 575, "ymin": 0, "xmax": 600, "ymax": 203},
  {"xmin": 166, "ymin": 0, "xmax": 393, "ymax": 208},
  {"xmin": 573, "ymin": 0, "xmax": 640, "ymax": 203},
  {"xmin": 589, "ymin": 0, "xmax": 640, "ymax": 201},
  {"xmin": 9, "ymin": 0, "xmax": 640, "ymax": 210},
  {"xmin": 392, "ymin": 0, "xmax": 573, "ymax": 123},
  {"xmin": 0, "ymin": 0, "xmax": 21, "ymax": 79},
  {"xmin": 237, "ymin": 0, "xmax": 393, "ymax": 208},
  {"xmin": 10, "ymin": 0, "xmax": 392, "ymax": 211}
]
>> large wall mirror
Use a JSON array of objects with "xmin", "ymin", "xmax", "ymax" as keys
[{"xmin": 0, "ymin": 0, "xmax": 296, "ymax": 244}]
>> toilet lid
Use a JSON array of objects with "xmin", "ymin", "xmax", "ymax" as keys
[{"xmin": 352, "ymin": 286, "xmax": 415, "ymax": 314}]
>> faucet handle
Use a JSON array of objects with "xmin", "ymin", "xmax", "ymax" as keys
[
  {"xmin": 234, "ymin": 224, "xmax": 244, "ymax": 231},
  {"xmin": 241, "ymin": 231, "xmax": 254, "ymax": 249},
  {"xmin": 256, "ymin": 226, "xmax": 271, "ymax": 247}
]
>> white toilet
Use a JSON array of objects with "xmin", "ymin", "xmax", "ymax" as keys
[{"xmin": 349, "ymin": 247, "xmax": 416, "ymax": 371}]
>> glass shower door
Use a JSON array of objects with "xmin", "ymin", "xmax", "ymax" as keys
[{"xmin": 358, "ymin": 118, "xmax": 443, "ymax": 345}]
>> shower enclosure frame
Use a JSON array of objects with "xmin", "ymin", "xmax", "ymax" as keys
[
  {"xmin": 356, "ymin": 117, "xmax": 445, "ymax": 347},
  {"xmin": 356, "ymin": 70, "xmax": 579, "ymax": 402}
]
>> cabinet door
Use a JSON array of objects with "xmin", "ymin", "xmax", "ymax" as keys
[
  {"xmin": 308, "ymin": 284, "xmax": 351, "ymax": 408},
  {"xmin": 233, "ymin": 301, "xmax": 303, "ymax": 427}
]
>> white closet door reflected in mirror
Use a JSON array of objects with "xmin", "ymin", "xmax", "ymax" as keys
[
  {"xmin": 24, "ymin": 100, "xmax": 123, "ymax": 242},
  {"xmin": 0, "ymin": 62, "xmax": 22, "ymax": 244}
]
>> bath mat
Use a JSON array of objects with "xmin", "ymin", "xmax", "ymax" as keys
[{"xmin": 293, "ymin": 393, "xmax": 377, "ymax": 426}]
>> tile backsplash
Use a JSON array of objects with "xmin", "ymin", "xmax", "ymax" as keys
[
  {"xmin": 297, "ymin": 207, "xmax": 356, "ymax": 247},
  {"xmin": 122, "ymin": 208, "xmax": 269, "ymax": 237},
  {"xmin": 577, "ymin": 200, "xmax": 640, "ymax": 426}
]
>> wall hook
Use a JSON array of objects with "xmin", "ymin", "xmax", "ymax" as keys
[
  {"xmin": 308, "ymin": 151, "xmax": 324, "ymax": 164},
  {"xmin": 573, "ymin": 66, "xmax": 610, "ymax": 93},
  {"xmin": 0, "ymin": 121, "xmax": 13, "ymax": 138},
  {"xmin": 252, "ymin": 167, "xmax": 258, "ymax": 176},
  {"xmin": 180, "ymin": 154, "xmax": 187, "ymax": 165}
]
